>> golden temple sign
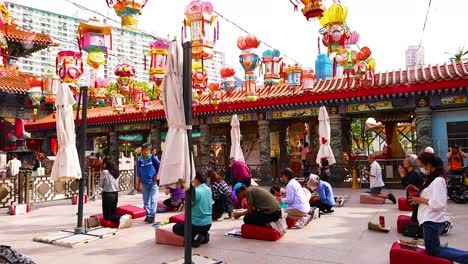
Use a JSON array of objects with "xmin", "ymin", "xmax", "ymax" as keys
[
  {"xmin": 346, "ymin": 101, "xmax": 393, "ymax": 113},
  {"xmin": 211, "ymin": 114, "xmax": 253, "ymax": 124},
  {"xmin": 272, "ymin": 108, "xmax": 319, "ymax": 119}
]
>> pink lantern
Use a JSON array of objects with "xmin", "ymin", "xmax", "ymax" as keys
[
  {"xmin": 132, "ymin": 87, "xmax": 144, "ymax": 111},
  {"xmin": 93, "ymin": 77, "xmax": 110, "ymax": 105},
  {"xmin": 302, "ymin": 69, "xmax": 316, "ymax": 93},
  {"xmin": 112, "ymin": 93, "xmax": 125, "ymax": 112},
  {"xmin": 142, "ymin": 95, "xmax": 149, "ymax": 113},
  {"xmin": 56, "ymin": 51, "xmax": 83, "ymax": 83},
  {"xmin": 77, "ymin": 18, "xmax": 112, "ymax": 70},
  {"xmin": 148, "ymin": 40, "xmax": 169, "ymax": 97},
  {"xmin": 183, "ymin": 0, "xmax": 219, "ymax": 61}
]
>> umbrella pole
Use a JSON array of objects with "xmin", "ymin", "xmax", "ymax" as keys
[
  {"xmin": 182, "ymin": 41, "xmax": 194, "ymax": 264},
  {"xmin": 75, "ymin": 86, "xmax": 88, "ymax": 234}
]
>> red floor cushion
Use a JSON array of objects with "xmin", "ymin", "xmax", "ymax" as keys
[
  {"xmin": 115, "ymin": 204, "xmax": 146, "ymax": 219},
  {"xmin": 90, "ymin": 213, "xmax": 119, "ymax": 228},
  {"xmin": 389, "ymin": 241, "xmax": 453, "ymax": 264},
  {"xmin": 155, "ymin": 223, "xmax": 184, "ymax": 246},
  {"xmin": 286, "ymin": 218, "xmax": 298, "ymax": 229},
  {"xmin": 241, "ymin": 224, "xmax": 283, "ymax": 241},
  {"xmin": 360, "ymin": 193, "xmax": 385, "ymax": 204},
  {"xmin": 169, "ymin": 213, "xmax": 185, "ymax": 224},
  {"xmin": 398, "ymin": 198, "xmax": 414, "ymax": 211},
  {"xmin": 397, "ymin": 215, "xmax": 417, "ymax": 234}
]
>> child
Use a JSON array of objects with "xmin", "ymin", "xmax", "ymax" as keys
[
  {"xmin": 163, "ymin": 187, "xmax": 185, "ymax": 211},
  {"xmin": 99, "ymin": 159, "xmax": 131, "ymax": 229}
]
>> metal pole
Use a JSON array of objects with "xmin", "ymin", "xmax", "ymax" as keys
[
  {"xmin": 75, "ymin": 86, "xmax": 88, "ymax": 234},
  {"xmin": 182, "ymin": 41, "xmax": 193, "ymax": 264}
]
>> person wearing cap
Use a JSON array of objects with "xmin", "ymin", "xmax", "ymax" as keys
[
  {"xmin": 446, "ymin": 145, "xmax": 467, "ymax": 175},
  {"xmin": 279, "ymin": 168, "xmax": 310, "ymax": 222},
  {"xmin": 233, "ymin": 184, "xmax": 282, "ymax": 227},
  {"xmin": 136, "ymin": 145, "xmax": 160, "ymax": 223},
  {"xmin": 364, "ymin": 154, "xmax": 397, "ymax": 204},
  {"xmin": 425, "ymin": 146, "xmax": 435, "ymax": 154},
  {"xmin": 173, "ymin": 172, "xmax": 212, "ymax": 248},
  {"xmin": 307, "ymin": 174, "xmax": 336, "ymax": 213}
]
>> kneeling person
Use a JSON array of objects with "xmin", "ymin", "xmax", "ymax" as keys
[
  {"xmin": 233, "ymin": 184, "xmax": 282, "ymax": 227},
  {"xmin": 308, "ymin": 174, "xmax": 335, "ymax": 213},
  {"xmin": 173, "ymin": 173, "xmax": 212, "ymax": 248},
  {"xmin": 280, "ymin": 168, "xmax": 310, "ymax": 221}
]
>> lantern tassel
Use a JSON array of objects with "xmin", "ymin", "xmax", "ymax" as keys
[
  {"xmin": 144, "ymin": 55, "xmax": 146, "ymax": 70},
  {"xmin": 110, "ymin": 33, "xmax": 113, "ymax": 50}
]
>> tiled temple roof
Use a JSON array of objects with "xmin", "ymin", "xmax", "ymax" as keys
[{"xmin": 26, "ymin": 61, "xmax": 468, "ymax": 130}]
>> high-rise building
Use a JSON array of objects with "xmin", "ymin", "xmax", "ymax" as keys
[
  {"xmin": 204, "ymin": 50, "xmax": 225, "ymax": 84},
  {"xmin": 405, "ymin": 45, "xmax": 425, "ymax": 68},
  {"xmin": 5, "ymin": 2, "xmax": 157, "ymax": 83}
]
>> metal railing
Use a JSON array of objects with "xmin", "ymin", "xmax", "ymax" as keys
[{"xmin": 0, "ymin": 168, "xmax": 135, "ymax": 208}]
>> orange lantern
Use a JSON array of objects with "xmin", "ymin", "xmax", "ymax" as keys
[
  {"xmin": 290, "ymin": 0, "xmax": 325, "ymax": 20},
  {"xmin": 106, "ymin": 0, "xmax": 148, "ymax": 29}
]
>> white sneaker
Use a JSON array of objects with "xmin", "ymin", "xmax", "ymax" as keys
[
  {"xmin": 118, "ymin": 214, "xmax": 132, "ymax": 229},
  {"xmin": 312, "ymin": 207, "xmax": 320, "ymax": 220},
  {"xmin": 297, "ymin": 215, "xmax": 312, "ymax": 229}
]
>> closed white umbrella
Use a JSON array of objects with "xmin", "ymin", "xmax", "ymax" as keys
[
  {"xmin": 229, "ymin": 114, "xmax": 245, "ymax": 163},
  {"xmin": 316, "ymin": 106, "xmax": 336, "ymax": 166},
  {"xmin": 50, "ymin": 83, "xmax": 81, "ymax": 181},
  {"xmin": 158, "ymin": 41, "xmax": 194, "ymax": 189}
]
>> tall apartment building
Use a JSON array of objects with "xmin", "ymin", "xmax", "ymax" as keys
[
  {"xmin": 405, "ymin": 45, "xmax": 425, "ymax": 68},
  {"xmin": 205, "ymin": 50, "xmax": 225, "ymax": 84},
  {"xmin": 5, "ymin": 2, "xmax": 155, "ymax": 84}
]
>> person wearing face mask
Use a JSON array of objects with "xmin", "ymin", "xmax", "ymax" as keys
[
  {"xmin": 307, "ymin": 174, "xmax": 335, "ymax": 213},
  {"xmin": 408, "ymin": 152, "xmax": 468, "ymax": 263}
]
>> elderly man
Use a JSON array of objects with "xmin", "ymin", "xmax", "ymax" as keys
[
  {"xmin": 307, "ymin": 174, "xmax": 335, "ymax": 213},
  {"xmin": 364, "ymin": 154, "xmax": 396, "ymax": 203}
]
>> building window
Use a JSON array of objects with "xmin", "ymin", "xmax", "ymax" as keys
[{"xmin": 447, "ymin": 121, "xmax": 468, "ymax": 152}]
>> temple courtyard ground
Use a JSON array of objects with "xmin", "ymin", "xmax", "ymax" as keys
[{"xmin": 1, "ymin": 188, "xmax": 468, "ymax": 264}]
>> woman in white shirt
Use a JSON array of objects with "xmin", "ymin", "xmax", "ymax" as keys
[
  {"xmin": 409, "ymin": 152, "xmax": 468, "ymax": 263},
  {"xmin": 99, "ymin": 159, "xmax": 131, "ymax": 229}
]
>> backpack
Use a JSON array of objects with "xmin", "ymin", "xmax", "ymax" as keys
[
  {"xmin": 402, "ymin": 221, "xmax": 423, "ymax": 239},
  {"xmin": 0, "ymin": 245, "xmax": 36, "ymax": 264}
]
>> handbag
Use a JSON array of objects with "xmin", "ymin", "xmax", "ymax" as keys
[
  {"xmin": 6, "ymin": 168, "xmax": 12, "ymax": 177},
  {"xmin": 402, "ymin": 221, "xmax": 423, "ymax": 238}
]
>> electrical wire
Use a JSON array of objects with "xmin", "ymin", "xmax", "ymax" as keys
[{"xmin": 418, "ymin": 0, "xmax": 432, "ymax": 48}]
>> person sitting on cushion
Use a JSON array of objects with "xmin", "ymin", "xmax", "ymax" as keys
[
  {"xmin": 307, "ymin": 174, "xmax": 336, "ymax": 213},
  {"xmin": 278, "ymin": 168, "xmax": 311, "ymax": 224},
  {"xmin": 233, "ymin": 184, "xmax": 282, "ymax": 227},
  {"xmin": 163, "ymin": 187, "xmax": 185, "ymax": 211}
]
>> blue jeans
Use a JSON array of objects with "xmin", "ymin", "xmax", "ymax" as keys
[
  {"xmin": 141, "ymin": 183, "xmax": 158, "ymax": 217},
  {"xmin": 422, "ymin": 221, "xmax": 468, "ymax": 263}
]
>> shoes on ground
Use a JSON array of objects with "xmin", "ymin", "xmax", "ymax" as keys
[
  {"xmin": 118, "ymin": 214, "xmax": 132, "ymax": 229},
  {"xmin": 337, "ymin": 197, "xmax": 345, "ymax": 207},
  {"xmin": 297, "ymin": 215, "xmax": 312, "ymax": 229},
  {"xmin": 177, "ymin": 203, "xmax": 185, "ymax": 212},
  {"xmin": 146, "ymin": 216, "xmax": 155, "ymax": 224},
  {"xmin": 441, "ymin": 221, "xmax": 453, "ymax": 236},
  {"xmin": 388, "ymin": 193, "xmax": 397, "ymax": 204},
  {"xmin": 192, "ymin": 234, "xmax": 205, "ymax": 248},
  {"xmin": 201, "ymin": 233, "xmax": 210, "ymax": 244}
]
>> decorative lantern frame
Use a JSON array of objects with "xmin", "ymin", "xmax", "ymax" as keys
[
  {"xmin": 285, "ymin": 64, "xmax": 302, "ymax": 87},
  {"xmin": 106, "ymin": 0, "xmax": 148, "ymax": 29},
  {"xmin": 302, "ymin": 69, "xmax": 316, "ymax": 93},
  {"xmin": 238, "ymin": 35, "xmax": 261, "ymax": 102},
  {"xmin": 147, "ymin": 40, "xmax": 169, "ymax": 96},
  {"xmin": 115, "ymin": 63, "xmax": 136, "ymax": 95},
  {"xmin": 262, "ymin": 49, "xmax": 282, "ymax": 85},
  {"xmin": 77, "ymin": 18, "xmax": 112, "ymax": 70},
  {"xmin": 183, "ymin": 0, "xmax": 219, "ymax": 61},
  {"xmin": 219, "ymin": 67, "xmax": 238, "ymax": 95},
  {"xmin": 56, "ymin": 50, "xmax": 83, "ymax": 83}
]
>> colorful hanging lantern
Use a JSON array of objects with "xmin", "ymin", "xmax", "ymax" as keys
[
  {"xmin": 142, "ymin": 95, "xmax": 149, "ymax": 113},
  {"xmin": 183, "ymin": 0, "xmax": 219, "ymax": 61},
  {"xmin": 302, "ymin": 69, "xmax": 316, "ymax": 93},
  {"xmin": 238, "ymin": 35, "xmax": 261, "ymax": 102},
  {"xmin": 290, "ymin": 0, "xmax": 325, "ymax": 20},
  {"xmin": 112, "ymin": 93, "xmax": 125, "ymax": 112},
  {"xmin": 132, "ymin": 86, "xmax": 144, "ymax": 111},
  {"xmin": 147, "ymin": 40, "xmax": 169, "ymax": 97},
  {"xmin": 115, "ymin": 63, "xmax": 136, "ymax": 95},
  {"xmin": 106, "ymin": 0, "xmax": 148, "ymax": 29},
  {"xmin": 285, "ymin": 64, "xmax": 302, "ymax": 87},
  {"xmin": 219, "ymin": 67, "xmax": 238, "ymax": 95},
  {"xmin": 0, "ymin": 32, "xmax": 7, "ymax": 75},
  {"xmin": 77, "ymin": 18, "xmax": 112, "ymax": 70},
  {"xmin": 319, "ymin": 3, "xmax": 349, "ymax": 55},
  {"xmin": 208, "ymin": 83, "xmax": 221, "ymax": 109},
  {"xmin": 92, "ymin": 77, "xmax": 110, "ymax": 105},
  {"xmin": 27, "ymin": 77, "xmax": 44, "ymax": 119},
  {"xmin": 261, "ymin": 49, "xmax": 282, "ymax": 85},
  {"xmin": 0, "ymin": 1, "xmax": 10, "ymax": 26},
  {"xmin": 56, "ymin": 51, "xmax": 83, "ymax": 83},
  {"xmin": 43, "ymin": 71, "xmax": 59, "ymax": 105},
  {"xmin": 192, "ymin": 69, "xmax": 208, "ymax": 95},
  {"xmin": 355, "ymin": 58, "xmax": 375, "ymax": 89},
  {"xmin": 337, "ymin": 31, "xmax": 360, "ymax": 76}
]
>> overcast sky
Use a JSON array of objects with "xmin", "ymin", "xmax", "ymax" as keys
[{"xmin": 8, "ymin": 0, "xmax": 468, "ymax": 73}]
